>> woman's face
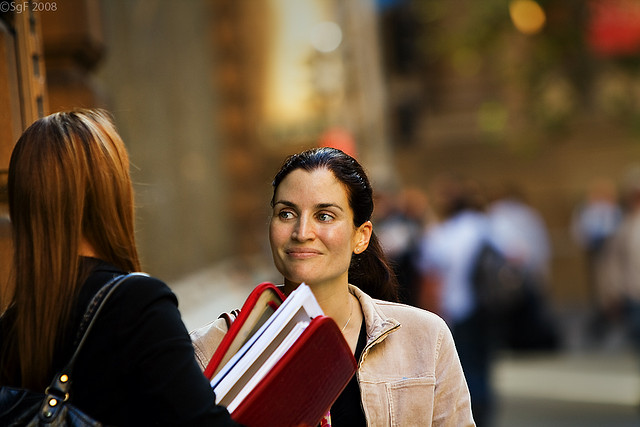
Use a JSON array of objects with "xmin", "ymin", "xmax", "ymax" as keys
[{"xmin": 269, "ymin": 167, "xmax": 371, "ymax": 289}]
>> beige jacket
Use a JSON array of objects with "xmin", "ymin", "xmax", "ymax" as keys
[{"xmin": 190, "ymin": 285, "xmax": 475, "ymax": 427}]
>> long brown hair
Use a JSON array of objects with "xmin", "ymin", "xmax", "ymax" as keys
[
  {"xmin": 1, "ymin": 109, "xmax": 141, "ymax": 389},
  {"xmin": 271, "ymin": 147, "xmax": 399, "ymax": 302}
]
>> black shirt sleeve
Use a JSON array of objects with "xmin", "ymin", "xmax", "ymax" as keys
[{"xmin": 69, "ymin": 266, "xmax": 244, "ymax": 427}]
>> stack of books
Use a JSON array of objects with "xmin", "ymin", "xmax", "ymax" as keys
[{"xmin": 205, "ymin": 283, "xmax": 357, "ymax": 427}]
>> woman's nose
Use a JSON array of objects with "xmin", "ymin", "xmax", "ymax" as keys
[{"xmin": 292, "ymin": 216, "xmax": 314, "ymax": 241}]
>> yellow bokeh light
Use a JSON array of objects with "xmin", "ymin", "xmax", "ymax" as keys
[{"xmin": 509, "ymin": 0, "xmax": 546, "ymax": 35}]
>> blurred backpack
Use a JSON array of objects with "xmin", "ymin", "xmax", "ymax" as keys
[
  {"xmin": 471, "ymin": 242, "xmax": 524, "ymax": 316},
  {"xmin": 471, "ymin": 241, "xmax": 559, "ymax": 351}
]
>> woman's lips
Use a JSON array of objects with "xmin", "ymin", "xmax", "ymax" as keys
[{"xmin": 285, "ymin": 248, "xmax": 321, "ymax": 259}]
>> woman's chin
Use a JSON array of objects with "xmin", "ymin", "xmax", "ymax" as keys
[{"xmin": 285, "ymin": 276, "xmax": 310, "ymax": 287}]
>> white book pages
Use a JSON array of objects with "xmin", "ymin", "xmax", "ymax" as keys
[
  {"xmin": 226, "ymin": 320, "xmax": 309, "ymax": 413},
  {"xmin": 214, "ymin": 306, "xmax": 312, "ymax": 405},
  {"xmin": 211, "ymin": 284, "xmax": 323, "ymax": 404}
]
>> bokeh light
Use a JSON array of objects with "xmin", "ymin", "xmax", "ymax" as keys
[
  {"xmin": 509, "ymin": 0, "xmax": 546, "ymax": 35},
  {"xmin": 310, "ymin": 21, "xmax": 343, "ymax": 53}
]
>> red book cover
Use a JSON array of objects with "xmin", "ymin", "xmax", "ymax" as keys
[
  {"xmin": 204, "ymin": 282, "xmax": 286, "ymax": 380},
  {"xmin": 231, "ymin": 315, "xmax": 357, "ymax": 427}
]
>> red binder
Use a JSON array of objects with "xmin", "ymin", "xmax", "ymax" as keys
[{"xmin": 205, "ymin": 283, "xmax": 358, "ymax": 427}]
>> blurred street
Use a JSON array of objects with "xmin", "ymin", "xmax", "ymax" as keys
[
  {"xmin": 493, "ymin": 350, "xmax": 640, "ymax": 426},
  {"xmin": 172, "ymin": 258, "xmax": 640, "ymax": 427}
]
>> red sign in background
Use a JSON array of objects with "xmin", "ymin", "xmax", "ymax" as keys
[{"xmin": 588, "ymin": 0, "xmax": 640, "ymax": 57}]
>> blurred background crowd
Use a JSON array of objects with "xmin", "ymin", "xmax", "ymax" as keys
[{"xmin": 2, "ymin": 0, "xmax": 640, "ymax": 425}]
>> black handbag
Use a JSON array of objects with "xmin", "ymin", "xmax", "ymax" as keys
[{"xmin": 0, "ymin": 272, "xmax": 147, "ymax": 426}]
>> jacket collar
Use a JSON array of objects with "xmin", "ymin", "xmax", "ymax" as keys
[{"xmin": 349, "ymin": 284, "xmax": 401, "ymax": 349}]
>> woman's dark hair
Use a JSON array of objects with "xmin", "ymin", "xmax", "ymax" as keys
[{"xmin": 271, "ymin": 147, "xmax": 399, "ymax": 302}]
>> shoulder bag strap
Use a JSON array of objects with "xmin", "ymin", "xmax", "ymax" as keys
[
  {"xmin": 68, "ymin": 272, "xmax": 149, "ymax": 369},
  {"xmin": 40, "ymin": 272, "xmax": 148, "ymax": 421},
  {"xmin": 46, "ymin": 272, "xmax": 149, "ymax": 397}
]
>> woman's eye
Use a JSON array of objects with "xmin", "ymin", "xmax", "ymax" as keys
[
  {"xmin": 278, "ymin": 211, "xmax": 294, "ymax": 220},
  {"xmin": 317, "ymin": 212, "xmax": 334, "ymax": 222}
]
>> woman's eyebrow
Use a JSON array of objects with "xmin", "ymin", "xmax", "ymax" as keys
[
  {"xmin": 316, "ymin": 202, "xmax": 344, "ymax": 211},
  {"xmin": 273, "ymin": 200, "xmax": 344, "ymax": 212},
  {"xmin": 273, "ymin": 200, "xmax": 296, "ymax": 208}
]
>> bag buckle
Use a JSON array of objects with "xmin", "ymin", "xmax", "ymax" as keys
[{"xmin": 40, "ymin": 373, "xmax": 71, "ymax": 420}]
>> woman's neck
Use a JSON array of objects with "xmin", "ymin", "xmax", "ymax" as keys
[
  {"xmin": 283, "ymin": 278, "xmax": 362, "ymax": 352},
  {"xmin": 283, "ymin": 278, "xmax": 349, "ymax": 317}
]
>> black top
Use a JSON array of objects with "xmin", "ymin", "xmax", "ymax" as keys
[
  {"xmin": 329, "ymin": 319, "xmax": 367, "ymax": 427},
  {"xmin": 52, "ymin": 258, "xmax": 242, "ymax": 427}
]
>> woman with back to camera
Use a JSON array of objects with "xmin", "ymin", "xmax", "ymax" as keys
[
  {"xmin": 0, "ymin": 109, "xmax": 242, "ymax": 426},
  {"xmin": 191, "ymin": 147, "xmax": 475, "ymax": 426}
]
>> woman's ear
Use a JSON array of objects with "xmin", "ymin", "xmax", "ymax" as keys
[{"xmin": 354, "ymin": 220, "xmax": 373, "ymax": 254}]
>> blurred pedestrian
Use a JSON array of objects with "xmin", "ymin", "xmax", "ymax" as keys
[
  {"xmin": 417, "ymin": 173, "xmax": 494, "ymax": 427},
  {"xmin": 488, "ymin": 185, "xmax": 551, "ymax": 285},
  {"xmin": 571, "ymin": 177, "xmax": 622, "ymax": 309},
  {"xmin": 597, "ymin": 167, "xmax": 640, "ymax": 353},
  {"xmin": 487, "ymin": 185, "xmax": 559, "ymax": 352},
  {"xmin": 375, "ymin": 186, "xmax": 430, "ymax": 306}
]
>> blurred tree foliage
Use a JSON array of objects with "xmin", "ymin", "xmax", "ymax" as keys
[{"xmin": 405, "ymin": 0, "xmax": 640, "ymax": 136}]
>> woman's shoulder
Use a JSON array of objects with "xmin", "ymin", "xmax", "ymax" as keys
[
  {"xmin": 190, "ymin": 317, "xmax": 228, "ymax": 341},
  {"xmin": 361, "ymin": 295, "xmax": 457, "ymax": 358},
  {"xmin": 114, "ymin": 272, "xmax": 172, "ymax": 295},
  {"xmin": 81, "ymin": 265, "xmax": 176, "ymax": 313},
  {"xmin": 108, "ymin": 274, "xmax": 178, "ymax": 316},
  {"xmin": 352, "ymin": 286, "xmax": 449, "ymax": 337},
  {"xmin": 352, "ymin": 285, "xmax": 440, "ymax": 322},
  {"xmin": 190, "ymin": 317, "xmax": 229, "ymax": 370},
  {"xmin": 373, "ymin": 298, "xmax": 447, "ymax": 328},
  {"xmin": 352, "ymin": 285, "xmax": 441, "ymax": 322}
]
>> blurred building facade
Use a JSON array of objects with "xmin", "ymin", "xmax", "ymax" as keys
[
  {"xmin": 3, "ymin": 0, "xmax": 640, "ymax": 310},
  {"xmin": 0, "ymin": 7, "xmax": 48, "ymax": 307},
  {"xmin": 0, "ymin": 0, "xmax": 393, "ymax": 291}
]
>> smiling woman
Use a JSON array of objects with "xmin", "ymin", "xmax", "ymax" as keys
[
  {"xmin": 191, "ymin": 147, "xmax": 476, "ymax": 426},
  {"xmin": 269, "ymin": 167, "xmax": 372, "ymax": 299}
]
